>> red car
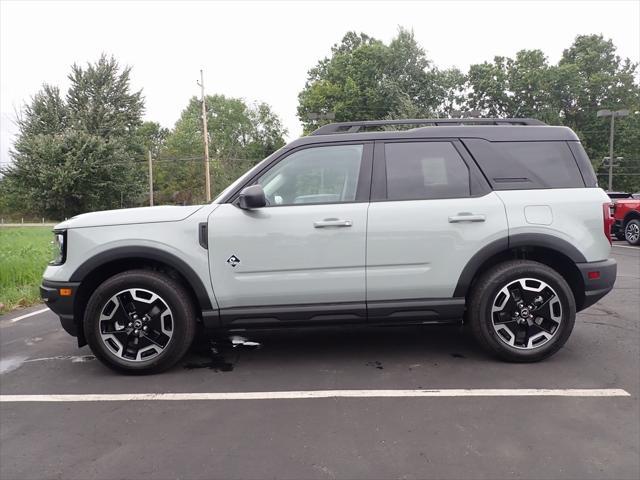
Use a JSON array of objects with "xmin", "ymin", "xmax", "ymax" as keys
[{"xmin": 611, "ymin": 198, "xmax": 640, "ymax": 245}]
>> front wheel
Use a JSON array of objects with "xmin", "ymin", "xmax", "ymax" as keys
[
  {"xmin": 84, "ymin": 270, "xmax": 196, "ymax": 374},
  {"xmin": 625, "ymin": 219, "xmax": 640, "ymax": 246},
  {"xmin": 468, "ymin": 260, "xmax": 576, "ymax": 362}
]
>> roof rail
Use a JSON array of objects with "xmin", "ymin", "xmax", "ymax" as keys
[{"xmin": 310, "ymin": 118, "xmax": 547, "ymax": 135}]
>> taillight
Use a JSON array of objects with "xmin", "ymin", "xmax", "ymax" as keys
[{"xmin": 603, "ymin": 203, "xmax": 614, "ymax": 245}]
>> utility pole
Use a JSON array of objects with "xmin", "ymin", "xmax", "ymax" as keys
[
  {"xmin": 148, "ymin": 149, "xmax": 154, "ymax": 207},
  {"xmin": 597, "ymin": 108, "xmax": 629, "ymax": 191},
  {"xmin": 198, "ymin": 69, "xmax": 212, "ymax": 202}
]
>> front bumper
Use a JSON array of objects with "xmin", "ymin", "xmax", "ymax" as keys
[
  {"xmin": 40, "ymin": 280, "xmax": 80, "ymax": 337},
  {"xmin": 612, "ymin": 220, "xmax": 624, "ymax": 235},
  {"xmin": 576, "ymin": 258, "xmax": 617, "ymax": 311}
]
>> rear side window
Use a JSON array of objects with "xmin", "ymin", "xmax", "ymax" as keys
[
  {"xmin": 463, "ymin": 139, "xmax": 585, "ymax": 190},
  {"xmin": 385, "ymin": 142, "xmax": 470, "ymax": 200}
]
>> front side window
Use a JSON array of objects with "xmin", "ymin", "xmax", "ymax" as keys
[
  {"xmin": 385, "ymin": 142, "xmax": 470, "ymax": 200},
  {"xmin": 257, "ymin": 144, "xmax": 363, "ymax": 206}
]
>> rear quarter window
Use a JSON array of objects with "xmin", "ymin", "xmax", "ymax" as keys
[{"xmin": 462, "ymin": 139, "xmax": 586, "ymax": 190}]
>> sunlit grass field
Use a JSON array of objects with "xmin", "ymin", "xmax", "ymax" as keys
[{"xmin": 0, "ymin": 227, "xmax": 52, "ymax": 314}]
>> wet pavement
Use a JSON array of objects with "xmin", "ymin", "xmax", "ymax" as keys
[{"xmin": 1, "ymin": 244, "xmax": 638, "ymax": 479}]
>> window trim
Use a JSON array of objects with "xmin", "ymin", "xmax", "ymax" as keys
[
  {"xmin": 227, "ymin": 141, "xmax": 374, "ymax": 207},
  {"xmin": 371, "ymin": 138, "xmax": 490, "ymax": 202}
]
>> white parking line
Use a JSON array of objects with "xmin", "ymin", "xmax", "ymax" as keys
[
  {"xmin": 612, "ymin": 244, "xmax": 639, "ymax": 250},
  {"xmin": 0, "ymin": 389, "xmax": 630, "ymax": 402},
  {"xmin": 8, "ymin": 308, "xmax": 49, "ymax": 323}
]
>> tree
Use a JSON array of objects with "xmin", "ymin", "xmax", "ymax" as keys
[
  {"xmin": 297, "ymin": 28, "xmax": 458, "ymax": 132},
  {"xmin": 465, "ymin": 50, "xmax": 561, "ymax": 123},
  {"xmin": 137, "ymin": 121, "xmax": 169, "ymax": 158},
  {"xmin": 1, "ymin": 55, "xmax": 146, "ymax": 218},
  {"xmin": 155, "ymin": 95, "xmax": 286, "ymax": 204},
  {"xmin": 556, "ymin": 34, "xmax": 639, "ymax": 181},
  {"xmin": 463, "ymin": 35, "xmax": 639, "ymax": 191}
]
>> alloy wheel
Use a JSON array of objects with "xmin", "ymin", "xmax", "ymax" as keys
[
  {"xmin": 99, "ymin": 288, "xmax": 174, "ymax": 362},
  {"xmin": 490, "ymin": 278, "xmax": 562, "ymax": 350},
  {"xmin": 625, "ymin": 222, "xmax": 640, "ymax": 243}
]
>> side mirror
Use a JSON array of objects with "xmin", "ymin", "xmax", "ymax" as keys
[{"xmin": 238, "ymin": 184, "xmax": 267, "ymax": 210}]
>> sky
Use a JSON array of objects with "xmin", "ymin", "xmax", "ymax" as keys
[{"xmin": 1, "ymin": 0, "xmax": 639, "ymax": 166}]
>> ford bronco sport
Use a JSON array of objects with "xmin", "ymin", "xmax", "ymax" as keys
[{"xmin": 41, "ymin": 118, "xmax": 617, "ymax": 374}]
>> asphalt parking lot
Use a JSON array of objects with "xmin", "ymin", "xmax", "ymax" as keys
[{"xmin": 1, "ymin": 243, "xmax": 638, "ymax": 480}]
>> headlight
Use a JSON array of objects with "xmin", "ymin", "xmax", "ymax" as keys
[{"xmin": 50, "ymin": 231, "xmax": 67, "ymax": 265}]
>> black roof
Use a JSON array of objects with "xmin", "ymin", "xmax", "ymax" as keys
[{"xmin": 291, "ymin": 118, "xmax": 579, "ymax": 147}]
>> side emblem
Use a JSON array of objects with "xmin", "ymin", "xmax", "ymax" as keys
[{"xmin": 226, "ymin": 255, "xmax": 240, "ymax": 267}]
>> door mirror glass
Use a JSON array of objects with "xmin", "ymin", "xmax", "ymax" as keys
[{"xmin": 238, "ymin": 185, "xmax": 267, "ymax": 210}]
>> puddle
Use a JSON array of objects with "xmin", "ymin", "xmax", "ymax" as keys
[
  {"xmin": 0, "ymin": 356, "xmax": 28, "ymax": 374},
  {"xmin": 184, "ymin": 336, "xmax": 260, "ymax": 372},
  {"xmin": 24, "ymin": 355, "xmax": 96, "ymax": 364},
  {"xmin": 0, "ymin": 354, "xmax": 96, "ymax": 374},
  {"xmin": 366, "ymin": 360, "xmax": 384, "ymax": 370},
  {"xmin": 70, "ymin": 355, "xmax": 96, "ymax": 363},
  {"xmin": 183, "ymin": 358, "xmax": 234, "ymax": 371}
]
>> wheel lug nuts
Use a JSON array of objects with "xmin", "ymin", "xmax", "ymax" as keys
[
  {"xmin": 134, "ymin": 329, "xmax": 139, "ymax": 335},
  {"xmin": 143, "ymin": 326, "xmax": 148, "ymax": 332},
  {"xmin": 128, "ymin": 322, "xmax": 133, "ymax": 327}
]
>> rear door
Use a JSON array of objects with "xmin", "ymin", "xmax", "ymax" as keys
[{"xmin": 366, "ymin": 139, "xmax": 508, "ymax": 320}]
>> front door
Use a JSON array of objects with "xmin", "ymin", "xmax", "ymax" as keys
[{"xmin": 208, "ymin": 142, "xmax": 372, "ymax": 326}]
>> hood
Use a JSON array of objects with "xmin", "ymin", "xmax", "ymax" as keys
[{"xmin": 54, "ymin": 205, "xmax": 203, "ymax": 230}]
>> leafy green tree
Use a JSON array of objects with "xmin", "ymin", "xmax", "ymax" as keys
[
  {"xmin": 463, "ymin": 35, "xmax": 639, "ymax": 191},
  {"xmin": 466, "ymin": 50, "xmax": 561, "ymax": 123},
  {"xmin": 297, "ymin": 28, "xmax": 458, "ymax": 132},
  {"xmin": 155, "ymin": 95, "xmax": 286, "ymax": 204},
  {"xmin": 557, "ymin": 34, "xmax": 639, "ymax": 179},
  {"xmin": 137, "ymin": 121, "xmax": 169, "ymax": 158},
  {"xmin": 1, "ymin": 55, "xmax": 146, "ymax": 218},
  {"xmin": 609, "ymin": 107, "xmax": 640, "ymax": 193}
]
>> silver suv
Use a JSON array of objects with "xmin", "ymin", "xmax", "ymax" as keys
[{"xmin": 40, "ymin": 118, "xmax": 617, "ymax": 374}]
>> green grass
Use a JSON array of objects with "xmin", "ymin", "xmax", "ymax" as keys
[{"xmin": 0, "ymin": 227, "xmax": 53, "ymax": 314}]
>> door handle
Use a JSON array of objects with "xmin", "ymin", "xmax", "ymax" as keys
[
  {"xmin": 448, "ymin": 213, "xmax": 486, "ymax": 223},
  {"xmin": 313, "ymin": 218, "xmax": 353, "ymax": 228}
]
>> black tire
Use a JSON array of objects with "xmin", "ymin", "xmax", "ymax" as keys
[
  {"xmin": 84, "ymin": 270, "xmax": 196, "ymax": 374},
  {"xmin": 614, "ymin": 230, "xmax": 626, "ymax": 241},
  {"xmin": 468, "ymin": 260, "xmax": 576, "ymax": 362},
  {"xmin": 624, "ymin": 219, "xmax": 640, "ymax": 246}
]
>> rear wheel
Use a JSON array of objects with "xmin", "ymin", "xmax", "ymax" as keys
[
  {"xmin": 625, "ymin": 219, "xmax": 640, "ymax": 246},
  {"xmin": 84, "ymin": 270, "xmax": 196, "ymax": 374},
  {"xmin": 468, "ymin": 260, "xmax": 576, "ymax": 362}
]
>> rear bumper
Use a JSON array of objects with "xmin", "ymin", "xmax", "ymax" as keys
[
  {"xmin": 576, "ymin": 258, "xmax": 617, "ymax": 311},
  {"xmin": 40, "ymin": 280, "xmax": 80, "ymax": 337}
]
